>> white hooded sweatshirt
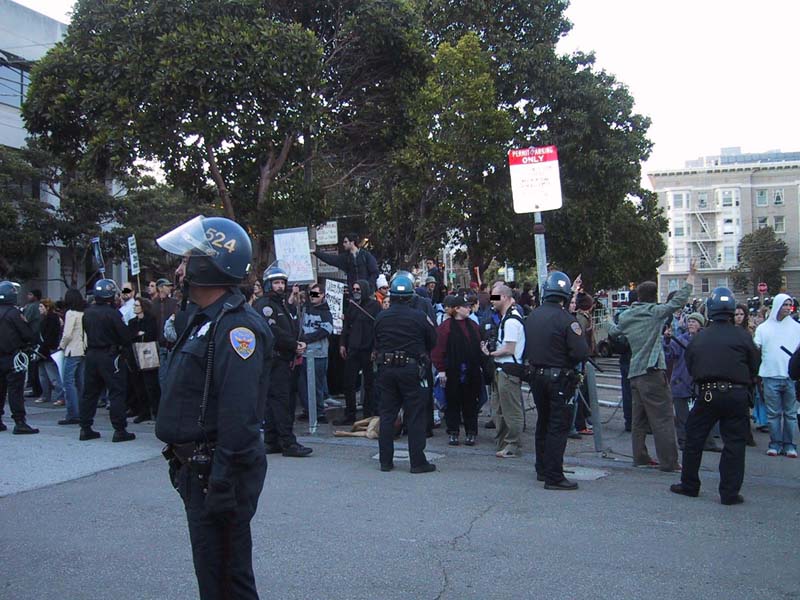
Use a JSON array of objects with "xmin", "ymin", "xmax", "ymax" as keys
[{"xmin": 754, "ymin": 293, "xmax": 800, "ymax": 378}]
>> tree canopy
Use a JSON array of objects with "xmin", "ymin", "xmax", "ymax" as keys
[
  {"xmin": 21, "ymin": 0, "xmax": 664, "ymax": 289},
  {"xmin": 730, "ymin": 226, "xmax": 788, "ymax": 296}
]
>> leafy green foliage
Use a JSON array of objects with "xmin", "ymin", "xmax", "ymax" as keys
[{"xmin": 733, "ymin": 227, "xmax": 788, "ymax": 296}]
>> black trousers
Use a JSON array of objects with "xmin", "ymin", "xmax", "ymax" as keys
[
  {"xmin": 0, "ymin": 357, "xmax": 27, "ymax": 422},
  {"xmin": 681, "ymin": 388, "xmax": 749, "ymax": 501},
  {"xmin": 264, "ymin": 359, "xmax": 297, "ymax": 449},
  {"xmin": 378, "ymin": 365, "xmax": 428, "ymax": 468},
  {"xmin": 80, "ymin": 350, "xmax": 128, "ymax": 431},
  {"xmin": 531, "ymin": 374, "xmax": 574, "ymax": 485},
  {"xmin": 176, "ymin": 455, "xmax": 267, "ymax": 600},
  {"xmin": 444, "ymin": 375, "xmax": 479, "ymax": 435},
  {"xmin": 27, "ymin": 358, "xmax": 42, "ymax": 395},
  {"xmin": 343, "ymin": 350, "xmax": 375, "ymax": 418},
  {"xmin": 129, "ymin": 368, "xmax": 161, "ymax": 417}
]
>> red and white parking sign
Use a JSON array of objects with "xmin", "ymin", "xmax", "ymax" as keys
[{"xmin": 508, "ymin": 145, "xmax": 563, "ymax": 213}]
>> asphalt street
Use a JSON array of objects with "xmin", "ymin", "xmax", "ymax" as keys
[{"xmin": 1, "ymin": 370, "xmax": 798, "ymax": 600}]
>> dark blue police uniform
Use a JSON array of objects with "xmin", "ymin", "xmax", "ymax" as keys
[
  {"xmin": 374, "ymin": 301, "xmax": 437, "ymax": 471},
  {"xmin": 0, "ymin": 303, "xmax": 36, "ymax": 430},
  {"xmin": 157, "ymin": 291, "xmax": 273, "ymax": 599},
  {"xmin": 80, "ymin": 301, "xmax": 133, "ymax": 435},
  {"xmin": 524, "ymin": 301, "xmax": 589, "ymax": 487}
]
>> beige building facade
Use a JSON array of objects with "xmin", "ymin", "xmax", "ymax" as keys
[{"xmin": 649, "ymin": 148, "xmax": 800, "ymax": 301}]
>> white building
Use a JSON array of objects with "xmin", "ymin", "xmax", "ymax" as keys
[{"xmin": 649, "ymin": 147, "xmax": 800, "ymax": 301}]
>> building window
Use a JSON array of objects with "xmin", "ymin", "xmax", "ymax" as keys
[
  {"xmin": 674, "ymin": 248, "xmax": 685, "ymax": 265},
  {"xmin": 756, "ymin": 189, "xmax": 768, "ymax": 207},
  {"xmin": 671, "ymin": 192, "xmax": 685, "ymax": 209},
  {"xmin": 774, "ymin": 215, "xmax": 785, "ymax": 233},
  {"xmin": 721, "ymin": 190, "xmax": 733, "ymax": 207},
  {"xmin": 757, "ymin": 216, "xmax": 769, "ymax": 228},
  {"xmin": 724, "ymin": 247, "xmax": 735, "ymax": 263},
  {"xmin": 674, "ymin": 221, "xmax": 685, "ymax": 237},
  {"xmin": 697, "ymin": 192, "xmax": 708, "ymax": 209},
  {"xmin": 0, "ymin": 61, "xmax": 31, "ymax": 109},
  {"xmin": 668, "ymin": 278, "xmax": 680, "ymax": 292},
  {"xmin": 701, "ymin": 278, "xmax": 710, "ymax": 293},
  {"xmin": 723, "ymin": 218, "xmax": 734, "ymax": 235},
  {"xmin": 774, "ymin": 189, "xmax": 784, "ymax": 205},
  {"xmin": 716, "ymin": 277, "xmax": 728, "ymax": 288}
]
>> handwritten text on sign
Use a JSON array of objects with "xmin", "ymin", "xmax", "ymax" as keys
[
  {"xmin": 273, "ymin": 227, "xmax": 315, "ymax": 284},
  {"xmin": 508, "ymin": 146, "xmax": 563, "ymax": 213}
]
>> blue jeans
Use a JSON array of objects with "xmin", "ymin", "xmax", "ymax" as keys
[
  {"xmin": 762, "ymin": 377, "xmax": 798, "ymax": 452},
  {"xmin": 752, "ymin": 385, "xmax": 767, "ymax": 426},
  {"xmin": 39, "ymin": 358, "xmax": 65, "ymax": 404},
  {"xmin": 63, "ymin": 356, "xmax": 84, "ymax": 420},
  {"xmin": 298, "ymin": 356, "xmax": 328, "ymax": 413}
]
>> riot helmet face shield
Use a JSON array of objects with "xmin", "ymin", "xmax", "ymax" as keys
[{"xmin": 156, "ymin": 216, "xmax": 218, "ymax": 260}]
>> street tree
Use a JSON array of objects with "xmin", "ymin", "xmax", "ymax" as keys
[
  {"xmin": 732, "ymin": 227, "xmax": 788, "ymax": 296},
  {"xmin": 23, "ymin": 0, "xmax": 430, "ymax": 265}
]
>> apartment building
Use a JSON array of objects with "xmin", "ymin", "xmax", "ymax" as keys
[{"xmin": 649, "ymin": 147, "xmax": 800, "ymax": 301}]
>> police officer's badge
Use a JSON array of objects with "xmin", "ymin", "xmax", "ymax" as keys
[
  {"xmin": 230, "ymin": 327, "xmax": 256, "ymax": 359},
  {"xmin": 262, "ymin": 306, "xmax": 273, "ymax": 318}
]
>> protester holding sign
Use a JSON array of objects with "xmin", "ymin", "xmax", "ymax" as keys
[{"xmin": 313, "ymin": 233, "xmax": 378, "ymax": 289}]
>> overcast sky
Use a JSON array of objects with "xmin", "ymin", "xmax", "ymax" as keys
[{"xmin": 14, "ymin": 0, "xmax": 800, "ymax": 180}]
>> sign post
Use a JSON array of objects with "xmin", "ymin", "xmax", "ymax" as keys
[
  {"xmin": 758, "ymin": 281, "xmax": 768, "ymax": 308},
  {"xmin": 508, "ymin": 145, "xmax": 563, "ymax": 298},
  {"xmin": 127, "ymin": 235, "xmax": 141, "ymax": 293}
]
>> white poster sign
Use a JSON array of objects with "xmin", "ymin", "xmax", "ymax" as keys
[
  {"xmin": 273, "ymin": 227, "xmax": 315, "ymax": 284},
  {"xmin": 325, "ymin": 279, "xmax": 346, "ymax": 335},
  {"xmin": 508, "ymin": 145, "xmax": 563, "ymax": 213},
  {"xmin": 316, "ymin": 221, "xmax": 339, "ymax": 246},
  {"xmin": 127, "ymin": 235, "xmax": 140, "ymax": 276}
]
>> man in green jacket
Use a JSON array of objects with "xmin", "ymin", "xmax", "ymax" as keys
[{"xmin": 610, "ymin": 260, "xmax": 697, "ymax": 472}]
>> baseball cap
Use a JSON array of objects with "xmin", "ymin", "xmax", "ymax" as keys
[{"xmin": 156, "ymin": 278, "xmax": 173, "ymax": 287}]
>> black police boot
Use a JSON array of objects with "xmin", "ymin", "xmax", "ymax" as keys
[
  {"xmin": 79, "ymin": 428, "xmax": 101, "ymax": 441},
  {"xmin": 380, "ymin": 462, "xmax": 394, "ymax": 472},
  {"xmin": 720, "ymin": 494, "xmax": 744, "ymax": 505},
  {"xmin": 484, "ymin": 419, "xmax": 495, "ymax": 430},
  {"xmin": 536, "ymin": 473, "xmax": 546, "ymax": 482},
  {"xmin": 410, "ymin": 463, "xmax": 436, "ymax": 474},
  {"xmin": 464, "ymin": 433, "xmax": 476, "ymax": 446},
  {"xmin": 0, "ymin": 419, "xmax": 7, "ymax": 432},
  {"xmin": 282, "ymin": 443, "xmax": 313, "ymax": 457},
  {"xmin": 669, "ymin": 483, "xmax": 699, "ymax": 498},
  {"xmin": 13, "ymin": 421, "xmax": 39, "ymax": 435},
  {"xmin": 132, "ymin": 413, "xmax": 151, "ymax": 424},
  {"xmin": 58, "ymin": 418, "xmax": 81, "ymax": 425},
  {"xmin": 448, "ymin": 434, "xmax": 459, "ymax": 446},
  {"xmin": 112, "ymin": 430, "xmax": 136, "ymax": 443},
  {"xmin": 265, "ymin": 444, "xmax": 283, "ymax": 454},
  {"xmin": 544, "ymin": 478, "xmax": 579, "ymax": 491}
]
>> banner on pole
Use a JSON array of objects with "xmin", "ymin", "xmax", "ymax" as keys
[
  {"xmin": 508, "ymin": 145, "xmax": 563, "ymax": 213},
  {"xmin": 127, "ymin": 235, "xmax": 140, "ymax": 276},
  {"xmin": 90, "ymin": 236, "xmax": 105, "ymax": 274},
  {"xmin": 325, "ymin": 279, "xmax": 346, "ymax": 335},
  {"xmin": 273, "ymin": 227, "xmax": 315, "ymax": 284}
]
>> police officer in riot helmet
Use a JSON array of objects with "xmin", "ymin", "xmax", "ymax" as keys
[
  {"xmin": 79, "ymin": 278, "xmax": 135, "ymax": 442},
  {"xmin": 375, "ymin": 271, "xmax": 437, "ymax": 473},
  {"xmin": 155, "ymin": 215, "xmax": 273, "ymax": 599},
  {"xmin": 0, "ymin": 281, "xmax": 39, "ymax": 434},
  {"xmin": 524, "ymin": 271, "xmax": 589, "ymax": 490},
  {"xmin": 670, "ymin": 287, "xmax": 759, "ymax": 505},
  {"xmin": 253, "ymin": 263, "xmax": 312, "ymax": 457}
]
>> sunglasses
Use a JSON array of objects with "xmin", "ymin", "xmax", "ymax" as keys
[
  {"xmin": 352, "ymin": 288, "xmax": 361, "ymax": 292},
  {"xmin": 122, "ymin": 288, "xmax": 133, "ymax": 294},
  {"xmin": 490, "ymin": 294, "xmax": 502, "ymax": 301},
  {"xmin": 309, "ymin": 291, "xmax": 321, "ymax": 298}
]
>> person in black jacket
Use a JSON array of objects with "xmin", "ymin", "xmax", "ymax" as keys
[
  {"xmin": 335, "ymin": 279, "xmax": 381, "ymax": 425},
  {"xmin": 524, "ymin": 272, "xmax": 590, "ymax": 490},
  {"xmin": 671, "ymin": 287, "xmax": 760, "ymax": 505},
  {"xmin": 127, "ymin": 297, "xmax": 161, "ymax": 422},
  {"xmin": 0, "ymin": 281, "xmax": 38, "ymax": 434},
  {"xmin": 254, "ymin": 264, "xmax": 312, "ymax": 457},
  {"xmin": 79, "ymin": 279, "xmax": 135, "ymax": 442},
  {"xmin": 36, "ymin": 298, "xmax": 65, "ymax": 406},
  {"xmin": 313, "ymin": 233, "xmax": 379, "ymax": 289}
]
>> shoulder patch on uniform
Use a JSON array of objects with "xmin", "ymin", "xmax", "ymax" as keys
[
  {"xmin": 570, "ymin": 322, "xmax": 583, "ymax": 336},
  {"xmin": 230, "ymin": 327, "xmax": 256, "ymax": 359},
  {"xmin": 262, "ymin": 306, "xmax": 273, "ymax": 318}
]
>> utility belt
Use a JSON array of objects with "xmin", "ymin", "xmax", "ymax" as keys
[
  {"xmin": 531, "ymin": 366, "xmax": 578, "ymax": 383},
  {"xmin": 379, "ymin": 351, "xmax": 419, "ymax": 367},
  {"xmin": 163, "ymin": 442, "xmax": 216, "ymax": 483},
  {"xmin": 697, "ymin": 381, "xmax": 749, "ymax": 403}
]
